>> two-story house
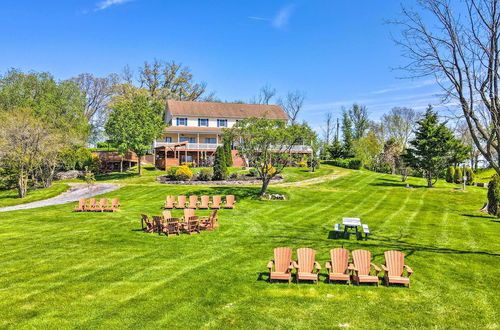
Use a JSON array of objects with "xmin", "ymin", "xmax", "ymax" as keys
[{"xmin": 153, "ymin": 100, "xmax": 311, "ymax": 168}]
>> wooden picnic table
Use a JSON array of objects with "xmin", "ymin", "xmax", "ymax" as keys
[{"xmin": 342, "ymin": 217, "xmax": 361, "ymax": 238}]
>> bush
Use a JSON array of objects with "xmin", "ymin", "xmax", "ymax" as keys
[
  {"xmin": 166, "ymin": 166, "xmax": 179, "ymax": 180},
  {"xmin": 198, "ymin": 168, "xmax": 213, "ymax": 181},
  {"xmin": 446, "ymin": 166, "xmax": 455, "ymax": 183},
  {"xmin": 487, "ymin": 174, "xmax": 500, "ymax": 217},
  {"xmin": 454, "ymin": 166, "xmax": 463, "ymax": 183},
  {"xmin": 465, "ymin": 167, "xmax": 475, "ymax": 185},
  {"xmin": 213, "ymin": 146, "xmax": 228, "ymax": 180},
  {"xmin": 248, "ymin": 168, "xmax": 259, "ymax": 177},
  {"xmin": 175, "ymin": 165, "xmax": 193, "ymax": 181},
  {"xmin": 181, "ymin": 162, "xmax": 193, "ymax": 168},
  {"xmin": 325, "ymin": 158, "xmax": 362, "ymax": 170},
  {"xmin": 229, "ymin": 172, "xmax": 239, "ymax": 179},
  {"xmin": 296, "ymin": 161, "xmax": 308, "ymax": 168}
]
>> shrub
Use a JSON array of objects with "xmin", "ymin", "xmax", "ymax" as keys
[
  {"xmin": 347, "ymin": 158, "xmax": 362, "ymax": 169},
  {"xmin": 296, "ymin": 161, "xmax": 308, "ymax": 168},
  {"xmin": 487, "ymin": 174, "xmax": 500, "ymax": 217},
  {"xmin": 454, "ymin": 166, "xmax": 463, "ymax": 183},
  {"xmin": 213, "ymin": 146, "xmax": 228, "ymax": 180},
  {"xmin": 229, "ymin": 172, "xmax": 239, "ymax": 179},
  {"xmin": 465, "ymin": 167, "xmax": 475, "ymax": 185},
  {"xmin": 175, "ymin": 165, "xmax": 193, "ymax": 181},
  {"xmin": 166, "ymin": 166, "xmax": 179, "ymax": 180},
  {"xmin": 181, "ymin": 162, "xmax": 193, "ymax": 168},
  {"xmin": 248, "ymin": 168, "xmax": 259, "ymax": 177},
  {"xmin": 223, "ymin": 137, "xmax": 233, "ymax": 167},
  {"xmin": 198, "ymin": 168, "xmax": 213, "ymax": 181},
  {"xmin": 446, "ymin": 166, "xmax": 455, "ymax": 183},
  {"xmin": 325, "ymin": 158, "xmax": 362, "ymax": 170}
]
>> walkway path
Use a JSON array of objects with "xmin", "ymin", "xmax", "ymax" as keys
[{"xmin": 0, "ymin": 183, "xmax": 122, "ymax": 212}]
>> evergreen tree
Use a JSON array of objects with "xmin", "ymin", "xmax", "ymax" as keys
[
  {"xmin": 327, "ymin": 139, "xmax": 343, "ymax": 159},
  {"xmin": 454, "ymin": 166, "xmax": 463, "ymax": 184},
  {"xmin": 404, "ymin": 106, "xmax": 455, "ymax": 187},
  {"xmin": 341, "ymin": 111, "xmax": 353, "ymax": 158},
  {"xmin": 213, "ymin": 146, "xmax": 228, "ymax": 180},
  {"xmin": 223, "ymin": 137, "xmax": 233, "ymax": 167}
]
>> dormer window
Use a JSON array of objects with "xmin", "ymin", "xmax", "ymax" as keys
[
  {"xmin": 198, "ymin": 118, "xmax": 209, "ymax": 127},
  {"xmin": 176, "ymin": 118, "xmax": 188, "ymax": 126},
  {"xmin": 217, "ymin": 119, "xmax": 228, "ymax": 127}
]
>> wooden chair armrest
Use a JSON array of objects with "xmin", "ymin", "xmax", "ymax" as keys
[
  {"xmin": 267, "ymin": 260, "xmax": 274, "ymax": 271},
  {"xmin": 381, "ymin": 264, "xmax": 389, "ymax": 272},
  {"xmin": 348, "ymin": 263, "xmax": 356, "ymax": 271},
  {"xmin": 288, "ymin": 262, "xmax": 294, "ymax": 271},
  {"xmin": 371, "ymin": 263, "xmax": 381, "ymax": 275},
  {"xmin": 325, "ymin": 261, "xmax": 332, "ymax": 271},
  {"xmin": 314, "ymin": 261, "xmax": 322, "ymax": 272},
  {"xmin": 404, "ymin": 265, "xmax": 414, "ymax": 275},
  {"xmin": 292, "ymin": 261, "xmax": 299, "ymax": 269}
]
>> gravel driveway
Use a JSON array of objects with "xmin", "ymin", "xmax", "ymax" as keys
[{"xmin": 0, "ymin": 183, "xmax": 122, "ymax": 212}]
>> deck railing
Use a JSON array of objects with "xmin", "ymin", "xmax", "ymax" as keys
[{"xmin": 154, "ymin": 141, "xmax": 312, "ymax": 152}]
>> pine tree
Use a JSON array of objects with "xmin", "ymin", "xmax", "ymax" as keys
[
  {"xmin": 404, "ymin": 106, "xmax": 455, "ymax": 187},
  {"xmin": 223, "ymin": 137, "xmax": 233, "ymax": 167},
  {"xmin": 213, "ymin": 146, "xmax": 228, "ymax": 180},
  {"xmin": 341, "ymin": 111, "xmax": 353, "ymax": 158}
]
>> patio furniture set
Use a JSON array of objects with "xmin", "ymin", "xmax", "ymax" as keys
[
  {"xmin": 141, "ymin": 209, "xmax": 219, "ymax": 236},
  {"xmin": 73, "ymin": 198, "xmax": 120, "ymax": 212}
]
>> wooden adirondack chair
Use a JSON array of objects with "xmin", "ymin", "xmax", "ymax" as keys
[
  {"xmin": 105, "ymin": 198, "xmax": 120, "ymax": 212},
  {"xmin": 98, "ymin": 198, "xmax": 108, "ymax": 212},
  {"xmin": 88, "ymin": 198, "xmax": 98, "ymax": 212},
  {"xmin": 164, "ymin": 195, "xmax": 175, "ymax": 209},
  {"xmin": 381, "ymin": 250, "xmax": 413, "ymax": 287},
  {"xmin": 152, "ymin": 216, "xmax": 165, "ymax": 235},
  {"xmin": 267, "ymin": 247, "xmax": 293, "ymax": 283},
  {"xmin": 325, "ymin": 248, "xmax": 350, "ymax": 284},
  {"xmin": 350, "ymin": 249, "xmax": 381, "ymax": 286},
  {"xmin": 293, "ymin": 248, "xmax": 321, "ymax": 283},
  {"xmin": 162, "ymin": 210, "xmax": 172, "ymax": 220},
  {"xmin": 175, "ymin": 195, "xmax": 187, "ymax": 209},
  {"xmin": 183, "ymin": 208, "xmax": 195, "ymax": 222},
  {"xmin": 200, "ymin": 210, "xmax": 218, "ymax": 231},
  {"xmin": 224, "ymin": 195, "xmax": 236, "ymax": 209},
  {"xmin": 74, "ymin": 199, "xmax": 86, "ymax": 212},
  {"xmin": 187, "ymin": 195, "xmax": 198, "ymax": 209},
  {"xmin": 210, "ymin": 195, "xmax": 222, "ymax": 209},
  {"xmin": 198, "ymin": 195, "xmax": 210, "ymax": 209},
  {"xmin": 182, "ymin": 216, "xmax": 200, "ymax": 235},
  {"xmin": 141, "ymin": 214, "xmax": 154, "ymax": 233},
  {"xmin": 164, "ymin": 217, "xmax": 181, "ymax": 236}
]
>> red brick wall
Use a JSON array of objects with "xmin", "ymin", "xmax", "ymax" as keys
[{"xmin": 232, "ymin": 150, "xmax": 246, "ymax": 167}]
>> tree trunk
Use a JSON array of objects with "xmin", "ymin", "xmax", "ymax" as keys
[
  {"xmin": 426, "ymin": 172, "xmax": 433, "ymax": 188},
  {"xmin": 138, "ymin": 155, "xmax": 142, "ymax": 175},
  {"xmin": 17, "ymin": 170, "xmax": 28, "ymax": 198},
  {"xmin": 391, "ymin": 165, "xmax": 396, "ymax": 175},
  {"xmin": 120, "ymin": 157, "xmax": 123, "ymax": 173},
  {"xmin": 401, "ymin": 168, "xmax": 408, "ymax": 182},
  {"xmin": 259, "ymin": 178, "xmax": 271, "ymax": 196}
]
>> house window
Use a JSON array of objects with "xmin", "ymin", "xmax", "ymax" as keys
[
  {"xmin": 217, "ymin": 119, "xmax": 228, "ymax": 127},
  {"xmin": 176, "ymin": 118, "xmax": 188, "ymax": 126},
  {"xmin": 205, "ymin": 137, "xmax": 216, "ymax": 144},
  {"xmin": 180, "ymin": 155, "xmax": 193, "ymax": 163},
  {"xmin": 198, "ymin": 118, "xmax": 209, "ymax": 127},
  {"xmin": 165, "ymin": 137, "xmax": 172, "ymax": 143},
  {"xmin": 180, "ymin": 137, "xmax": 196, "ymax": 143}
]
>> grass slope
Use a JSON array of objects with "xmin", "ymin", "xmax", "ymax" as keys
[
  {"xmin": 0, "ymin": 169, "xmax": 498, "ymax": 328},
  {"xmin": 0, "ymin": 183, "xmax": 69, "ymax": 208}
]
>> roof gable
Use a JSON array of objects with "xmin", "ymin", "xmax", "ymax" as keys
[{"xmin": 166, "ymin": 100, "xmax": 289, "ymax": 120}]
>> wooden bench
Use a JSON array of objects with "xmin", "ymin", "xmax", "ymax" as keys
[
  {"xmin": 333, "ymin": 223, "xmax": 341, "ymax": 239},
  {"xmin": 362, "ymin": 224, "xmax": 370, "ymax": 240}
]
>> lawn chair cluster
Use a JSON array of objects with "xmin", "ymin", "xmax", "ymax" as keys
[
  {"xmin": 267, "ymin": 248, "xmax": 413, "ymax": 287},
  {"xmin": 73, "ymin": 198, "xmax": 120, "ymax": 212},
  {"xmin": 141, "ymin": 209, "xmax": 219, "ymax": 236},
  {"xmin": 164, "ymin": 195, "xmax": 235, "ymax": 210}
]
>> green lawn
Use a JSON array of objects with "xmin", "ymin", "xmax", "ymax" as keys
[
  {"xmin": 475, "ymin": 167, "xmax": 496, "ymax": 183},
  {"xmin": 0, "ymin": 183, "xmax": 68, "ymax": 208},
  {"xmin": 0, "ymin": 169, "xmax": 499, "ymax": 328}
]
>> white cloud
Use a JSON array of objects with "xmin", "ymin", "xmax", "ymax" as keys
[
  {"xmin": 248, "ymin": 16, "xmax": 269, "ymax": 22},
  {"xmin": 95, "ymin": 0, "xmax": 134, "ymax": 11},
  {"xmin": 272, "ymin": 4, "xmax": 296, "ymax": 29}
]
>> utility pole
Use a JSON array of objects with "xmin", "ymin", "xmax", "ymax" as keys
[{"xmin": 335, "ymin": 118, "xmax": 339, "ymax": 141}]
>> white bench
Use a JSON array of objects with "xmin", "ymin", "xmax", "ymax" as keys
[
  {"xmin": 333, "ymin": 223, "xmax": 341, "ymax": 238},
  {"xmin": 362, "ymin": 224, "xmax": 370, "ymax": 240}
]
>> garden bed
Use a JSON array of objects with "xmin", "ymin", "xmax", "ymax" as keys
[{"xmin": 156, "ymin": 175, "xmax": 284, "ymax": 185}]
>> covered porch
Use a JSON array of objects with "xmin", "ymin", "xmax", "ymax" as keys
[{"xmin": 154, "ymin": 141, "xmax": 219, "ymax": 169}]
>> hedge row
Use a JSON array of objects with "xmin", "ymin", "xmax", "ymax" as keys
[{"xmin": 324, "ymin": 158, "xmax": 362, "ymax": 170}]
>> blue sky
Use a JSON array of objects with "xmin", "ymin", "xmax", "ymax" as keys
[{"xmin": 0, "ymin": 0, "xmax": 446, "ymax": 131}]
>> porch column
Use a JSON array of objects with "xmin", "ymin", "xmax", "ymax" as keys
[{"xmin": 177, "ymin": 133, "xmax": 180, "ymax": 143}]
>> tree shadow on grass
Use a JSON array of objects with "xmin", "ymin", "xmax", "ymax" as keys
[
  {"xmin": 461, "ymin": 213, "xmax": 495, "ymax": 219},
  {"xmin": 95, "ymin": 172, "xmax": 136, "ymax": 181}
]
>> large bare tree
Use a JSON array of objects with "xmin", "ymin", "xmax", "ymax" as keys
[
  {"xmin": 251, "ymin": 84, "xmax": 277, "ymax": 105},
  {"xmin": 394, "ymin": 0, "xmax": 500, "ymax": 174},
  {"xmin": 321, "ymin": 112, "xmax": 335, "ymax": 144},
  {"xmin": 381, "ymin": 107, "xmax": 420, "ymax": 147},
  {"xmin": 278, "ymin": 90, "xmax": 306, "ymax": 123}
]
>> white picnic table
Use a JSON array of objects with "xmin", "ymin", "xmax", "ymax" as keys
[{"xmin": 342, "ymin": 217, "xmax": 361, "ymax": 238}]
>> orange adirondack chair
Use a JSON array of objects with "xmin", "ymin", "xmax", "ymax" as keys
[
  {"xmin": 152, "ymin": 216, "xmax": 165, "ymax": 235},
  {"xmin": 267, "ymin": 247, "xmax": 293, "ymax": 283},
  {"xmin": 106, "ymin": 198, "xmax": 120, "ymax": 212},
  {"xmin": 175, "ymin": 195, "xmax": 187, "ymax": 209},
  {"xmin": 98, "ymin": 198, "xmax": 108, "ymax": 212},
  {"xmin": 224, "ymin": 195, "xmax": 236, "ymax": 209},
  {"xmin": 162, "ymin": 210, "xmax": 172, "ymax": 219},
  {"xmin": 198, "ymin": 195, "xmax": 210, "ymax": 209},
  {"xmin": 141, "ymin": 214, "xmax": 154, "ymax": 233},
  {"xmin": 381, "ymin": 251, "xmax": 413, "ymax": 287},
  {"xmin": 183, "ymin": 208, "xmax": 195, "ymax": 222},
  {"xmin": 74, "ymin": 199, "xmax": 86, "ymax": 212},
  {"xmin": 182, "ymin": 216, "xmax": 200, "ymax": 235},
  {"xmin": 200, "ymin": 210, "xmax": 218, "ymax": 231},
  {"xmin": 164, "ymin": 195, "xmax": 175, "ymax": 209},
  {"xmin": 164, "ymin": 217, "xmax": 181, "ymax": 236},
  {"xmin": 210, "ymin": 195, "xmax": 222, "ymax": 209},
  {"xmin": 293, "ymin": 248, "xmax": 321, "ymax": 283},
  {"xmin": 325, "ymin": 248, "xmax": 350, "ymax": 284},
  {"xmin": 350, "ymin": 249, "xmax": 381, "ymax": 286},
  {"xmin": 88, "ymin": 198, "xmax": 98, "ymax": 212},
  {"xmin": 187, "ymin": 195, "xmax": 198, "ymax": 209}
]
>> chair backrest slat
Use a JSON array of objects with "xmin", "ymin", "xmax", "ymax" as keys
[
  {"xmin": 384, "ymin": 250, "xmax": 404, "ymax": 276},
  {"xmin": 297, "ymin": 248, "xmax": 316, "ymax": 273},
  {"xmin": 274, "ymin": 247, "xmax": 292, "ymax": 273}
]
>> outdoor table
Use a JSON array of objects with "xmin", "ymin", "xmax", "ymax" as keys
[{"xmin": 342, "ymin": 217, "xmax": 361, "ymax": 238}]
